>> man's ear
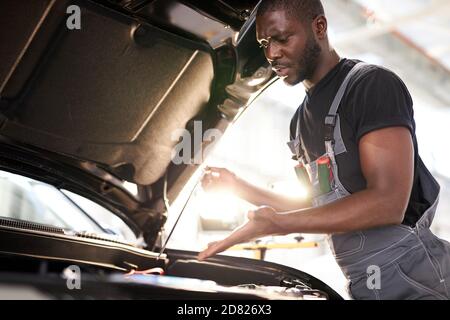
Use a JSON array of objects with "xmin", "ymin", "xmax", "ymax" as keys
[{"xmin": 313, "ymin": 15, "xmax": 327, "ymax": 40}]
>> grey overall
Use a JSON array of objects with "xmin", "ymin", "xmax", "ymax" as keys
[{"xmin": 288, "ymin": 63, "xmax": 450, "ymax": 300}]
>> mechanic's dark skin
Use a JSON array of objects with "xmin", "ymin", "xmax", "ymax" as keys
[{"xmin": 198, "ymin": 9, "xmax": 414, "ymax": 261}]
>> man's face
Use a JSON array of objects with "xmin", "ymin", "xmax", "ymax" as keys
[{"xmin": 256, "ymin": 10, "xmax": 321, "ymax": 86}]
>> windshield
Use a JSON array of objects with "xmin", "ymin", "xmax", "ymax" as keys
[{"xmin": 0, "ymin": 170, "xmax": 137, "ymax": 244}]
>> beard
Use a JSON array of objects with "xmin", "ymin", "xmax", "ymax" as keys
[{"xmin": 293, "ymin": 33, "xmax": 322, "ymax": 85}]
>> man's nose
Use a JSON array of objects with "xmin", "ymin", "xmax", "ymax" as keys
[{"xmin": 265, "ymin": 43, "xmax": 282, "ymax": 62}]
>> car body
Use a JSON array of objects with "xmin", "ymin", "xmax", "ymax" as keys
[{"xmin": 0, "ymin": 0, "xmax": 342, "ymax": 300}]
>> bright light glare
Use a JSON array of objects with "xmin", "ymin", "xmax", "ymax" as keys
[
  {"xmin": 247, "ymin": 77, "xmax": 267, "ymax": 87},
  {"xmin": 271, "ymin": 180, "xmax": 309, "ymax": 200},
  {"xmin": 198, "ymin": 190, "xmax": 242, "ymax": 222},
  {"xmin": 123, "ymin": 181, "xmax": 138, "ymax": 196}
]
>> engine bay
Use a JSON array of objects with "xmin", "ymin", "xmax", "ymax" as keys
[{"xmin": 0, "ymin": 220, "xmax": 339, "ymax": 300}]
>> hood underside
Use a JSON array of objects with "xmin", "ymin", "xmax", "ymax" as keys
[{"xmin": 0, "ymin": 0, "xmax": 271, "ymax": 243}]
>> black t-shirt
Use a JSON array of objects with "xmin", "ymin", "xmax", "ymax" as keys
[{"xmin": 289, "ymin": 58, "xmax": 428, "ymax": 227}]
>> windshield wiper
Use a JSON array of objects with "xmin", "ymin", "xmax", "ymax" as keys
[{"xmin": 57, "ymin": 188, "xmax": 109, "ymax": 234}]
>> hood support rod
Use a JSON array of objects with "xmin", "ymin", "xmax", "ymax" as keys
[{"xmin": 157, "ymin": 169, "xmax": 203, "ymax": 259}]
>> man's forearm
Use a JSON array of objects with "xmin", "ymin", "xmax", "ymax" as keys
[
  {"xmin": 272, "ymin": 188, "xmax": 406, "ymax": 234},
  {"xmin": 233, "ymin": 177, "xmax": 311, "ymax": 211}
]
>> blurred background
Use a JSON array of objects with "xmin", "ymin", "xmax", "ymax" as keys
[{"xmin": 164, "ymin": 0, "xmax": 450, "ymax": 299}]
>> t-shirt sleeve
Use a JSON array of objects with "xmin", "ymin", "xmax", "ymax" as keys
[{"xmin": 344, "ymin": 67, "xmax": 415, "ymax": 142}]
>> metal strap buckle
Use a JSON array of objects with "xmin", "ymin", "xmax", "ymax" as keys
[
  {"xmin": 325, "ymin": 115, "xmax": 337, "ymax": 126},
  {"xmin": 324, "ymin": 115, "xmax": 337, "ymax": 143}
]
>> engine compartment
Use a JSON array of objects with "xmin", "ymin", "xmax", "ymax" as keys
[
  {"xmin": 0, "ymin": 254, "xmax": 329, "ymax": 300},
  {"xmin": 0, "ymin": 224, "xmax": 341, "ymax": 300}
]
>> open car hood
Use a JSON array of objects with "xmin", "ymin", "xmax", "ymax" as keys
[{"xmin": 0, "ymin": 0, "xmax": 274, "ymax": 246}]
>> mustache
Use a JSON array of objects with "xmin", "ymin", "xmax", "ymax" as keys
[{"xmin": 271, "ymin": 62, "xmax": 291, "ymax": 69}]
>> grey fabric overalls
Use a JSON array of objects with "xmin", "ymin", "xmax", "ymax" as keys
[{"xmin": 288, "ymin": 63, "xmax": 450, "ymax": 300}]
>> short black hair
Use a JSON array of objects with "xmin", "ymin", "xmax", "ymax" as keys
[{"xmin": 256, "ymin": 0, "xmax": 325, "ymax": 24}]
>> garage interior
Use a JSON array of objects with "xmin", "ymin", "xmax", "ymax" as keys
[
  {"xmin": 163, "ymin": 0, "xmax": 450, "ymax": 299},
  {"xmin": 0, "ymin": 0, "xmax": 449, "ymax": 300}
]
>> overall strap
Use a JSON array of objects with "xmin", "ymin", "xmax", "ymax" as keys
[{"xmin": 324, "ymin": 62, "xmax": 368, "ymax": 144}]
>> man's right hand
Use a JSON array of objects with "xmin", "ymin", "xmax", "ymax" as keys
[
  {"xmin": 197, "ymin": 206, "xmax": 284, "ymax": 261},
  {"xmin": 201, "ymin": 167, "xmax": 237, "ymax": 193}
]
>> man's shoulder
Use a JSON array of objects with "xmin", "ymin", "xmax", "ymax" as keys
[
  {"xmin": 344, "ymin": 59, "xmax": 406, "ymax": 90},
  {"xmin": 340, "ymin": 59, "xmax": 413, "ymax": 117}
]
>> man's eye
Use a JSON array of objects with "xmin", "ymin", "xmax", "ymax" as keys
[{"xmin": 276, "ymin": 38, "xmax": 288, "ymax": 44}]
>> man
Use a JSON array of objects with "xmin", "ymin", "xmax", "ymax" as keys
[{"xmin": 198, "ymin": 0, "xmax": 450, "ymax": 300}]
